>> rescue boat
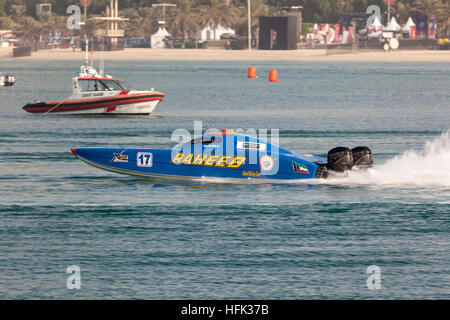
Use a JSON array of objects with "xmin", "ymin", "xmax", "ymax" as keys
[{"xmin": 23, "ymin": 64, "xmax": 164, "ymax": 115}]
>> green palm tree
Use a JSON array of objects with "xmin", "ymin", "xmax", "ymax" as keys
[
  {"xmin": 0, "ymin": 15, "xmax": 19, "ymax": 30},
  {"xmin": 10, "ymin": 4, "xmax": 26, "ymax": 18},
  {"xmin": 234, "ymin": 0, "xmax": 282, "ymax": 37},
  {"xmin": 335, "ymin": 0, "xmax": 354, "ymax": 15},
  {"xmin": 168, "ymin": 0, "xmax": 200, "ymax": 42},
  {"xmin": 439, "ymin": 2, "xmax": 449, "ymax": 36},
  {"xmin": 198, "ymin": 0, "xmax": 239, "ymax": 40},
  {"xmin": 412, "ymin": 0, "xmax": 446, "ymax": 19},
  {"xmin": 4, "ymin": 3, "xmax": 42, "ymax": 43},
  {"xmin": 392, "ymin": 1, "xmax": 413, "ymax": 23},
  {"xmin": 249, "ymin": 0, "xmax": 283, "ymax": 28},
  {"xmin": 411, "ymin": 0, "xmax": 446, "ymax": 37},
  {"xmin": 19, "ymin": 16, "xmax": 42, "ymax": 42},
  {"xmin": 38, "ymin": 12, "xmax": 67, "ymax": 38},
  {"xmin": 122, "ymin": 7, "xmax": 157, "ymax": 38}
]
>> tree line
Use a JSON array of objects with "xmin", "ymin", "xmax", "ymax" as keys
[{"xmin": 0, "ymin": 0, "xmax": 449, "ymax": 41}]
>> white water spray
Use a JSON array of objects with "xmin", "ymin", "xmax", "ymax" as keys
[{"xmin": 325, "ymin": 131, "xmax": 450, "ymax": 188}]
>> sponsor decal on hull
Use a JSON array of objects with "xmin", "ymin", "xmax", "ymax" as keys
[
  {"xmin": 293, "ymin": 161, "xmax": 309, "ymax": 174},
  {"xmin": 259, "ymin": 155, "xmax": 274, "ymax": 171},
  {"xmin": 242, "ymin": 170, "xmax": 261, "ymax": 177},
  {"xmin": 172, "ymin": 153, "xmax": 247, "ymax": 168},
  {"xmin": 110, "ymin": 150, "xmax": 128, "ymax": 163},
  {"xmin": 237, "ymin": 141, "xmax": 267, "ymax": 151}
]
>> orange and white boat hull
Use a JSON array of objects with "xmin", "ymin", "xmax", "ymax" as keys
[{"xmin": 23, "ymin": 92, "xmax": 164, "ymax": 115}]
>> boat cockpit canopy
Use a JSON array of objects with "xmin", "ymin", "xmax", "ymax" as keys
[
  {"xmin": 78, "ymin": 79, "xmax": 134, "ymax": 92},
  {"xmin": 190, "ymin": 136, "xmax": 223, "ymax": 144}
]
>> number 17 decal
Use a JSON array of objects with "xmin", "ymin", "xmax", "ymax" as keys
[{"xmin": 137, "ymin": 152, "xmax": 153, "ymax": 167}]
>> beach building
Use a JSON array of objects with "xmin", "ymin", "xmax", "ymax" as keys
[
  {"xmin": 0, "ymin": 30, "xmax": 18, "ymax": 48},
  {"xmin": 197, "ymin": 23, "xmax": 236, "ymax": 41},
  {"xmin": 35, "ymin": 3, "xmax": 51, "ymax": 16}
]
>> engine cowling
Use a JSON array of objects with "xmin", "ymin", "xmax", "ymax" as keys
[
  {"xmin": 327, "ymin": 146, "xmax": 353, "ymax": 172},
  {"xmin": 2, "ymin": 75, "xmax": 15, "ymax": 87},
  {"xmin": 352, "ymin": 146, "xmax": 373, "ymax": 167}
]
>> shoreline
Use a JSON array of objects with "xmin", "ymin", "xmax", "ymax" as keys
[{"xmin": 1, "ymin": 48, "xmax": 450, "ymax": 62}]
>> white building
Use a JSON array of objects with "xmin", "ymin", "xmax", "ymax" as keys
[
  {"xmin": 197, "ymin": 23, "xmax": 235, "ymax": 41},
  {"xmin": 36, "ymin": 3, "xmax": 51, "ymax": 16}
]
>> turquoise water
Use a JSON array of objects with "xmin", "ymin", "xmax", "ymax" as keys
[{"xmin": 0, "ymin": 60, "xmax": 449, "ymax": 299}]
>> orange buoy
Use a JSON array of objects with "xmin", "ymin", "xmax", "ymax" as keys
[
  {"xmin": 269, "ymin": 69, "xmax": 279, "ymax": 82},
  {"xmin": 248, "ymin": 66, "xmax": 257, "ymax": 79}
]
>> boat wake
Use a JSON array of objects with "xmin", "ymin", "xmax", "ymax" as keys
[{"xmin": 322, "ymin": 130, "xmax": 450, "ymax": 188}]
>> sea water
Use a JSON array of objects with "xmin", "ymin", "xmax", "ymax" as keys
[{"xmin": 0, "ymin": 60, "xmax": 449, "ymax": 299}]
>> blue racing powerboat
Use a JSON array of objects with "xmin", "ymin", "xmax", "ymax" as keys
[{"xmin": 71, "ymin": 130, "xmax": 373, "ymax": 182}]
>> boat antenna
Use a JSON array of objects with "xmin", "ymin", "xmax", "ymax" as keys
[
  {"xmin": 82, "ymin": 1, "xmax": 89, "ymax": 67},
  {"xmin": 90, "ymin": 39, "xmax": 94, "ymax": 69},
  {"xmin": 100, "ymin": 56, "xmax": 104, "ymax": 76},
  {"xmin": 85, "ymin": 35, "xmax": 89, "ymax": 67}
]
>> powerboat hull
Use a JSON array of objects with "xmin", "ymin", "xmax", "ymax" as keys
[
  {"xmin": 71, "ymin": 131, "xmax": 338, "ymax": 182},
  {"xmin": 23, "ymin": 92, "xmax": 164, "ymax": 115},
  {"xmin": 71, "ymin": 131, "xmax": 373, "ymax": 182},
  {"xmin": 71, "ymin": 147, "xmax": 326, "ymax": 182}
]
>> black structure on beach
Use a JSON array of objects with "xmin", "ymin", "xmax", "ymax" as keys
[{"xmin": 259, "ymin": 16, "xmax": 298, "ymax": 50}]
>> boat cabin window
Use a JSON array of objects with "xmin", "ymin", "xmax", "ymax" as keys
[
  {"xmin": 114, "ymin": 80, "xmax": 133, "ymax": 90},
  {"xmin": 190, "ymin": 136, "xmax": 222, "ymax": 144},
  {"xmin": 78, "ymin": 79, "xmax": 132, "ymax": 92},
  {"xmin": 79, "ymin": 79, "xmax": 106, "ymax": 92},
  {"xmin": 99, "ymin": 80, "xmax": 125, "ymax": 91},
  {"xmin": 79, "ymin": 79, "xmax": 110, "ymax": 92}
]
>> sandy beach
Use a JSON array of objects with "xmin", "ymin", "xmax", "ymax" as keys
[{"xmin": 1, "ymin": 47, "xmax": 450, "ymax": 62}]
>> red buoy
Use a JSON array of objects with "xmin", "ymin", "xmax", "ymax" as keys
[
  {"xmin": 269, "ymin": 70, "xmax": 279, "ymax": 82},
  {"xmin": 248, "ymin": 66, "xmax": 257, "ymax": 79}
]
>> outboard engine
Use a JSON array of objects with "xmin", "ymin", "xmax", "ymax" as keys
[
  {"xmin": 1, "ymin": 75, "xmax": 16, "ymax": 87},
  {"xmin": 315, "ymin": 165, "xmax": 329, "ymax": 179},
  {"xmin": 352, "ymin": 146, "xmax": 373, "ymax": 167},
  {"xmin": 327, "ymin": 146, "xmax": 353, "ymax": 172}
]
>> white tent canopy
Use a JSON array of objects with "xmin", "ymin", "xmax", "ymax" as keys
[
  {"xmin": 385, "ymin": 17, "xmax": 401, "ymax": 31},
  {"xmin": 151, "ymin": 27, "xmax": 171, "ymax": 49},
  {"xmin": 368, "ymin": 16, "xmax": 383, "ymax": 29},
  {"xmin": 402, "ymin": 17, "xmax": 416, "ymax": 32}
]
